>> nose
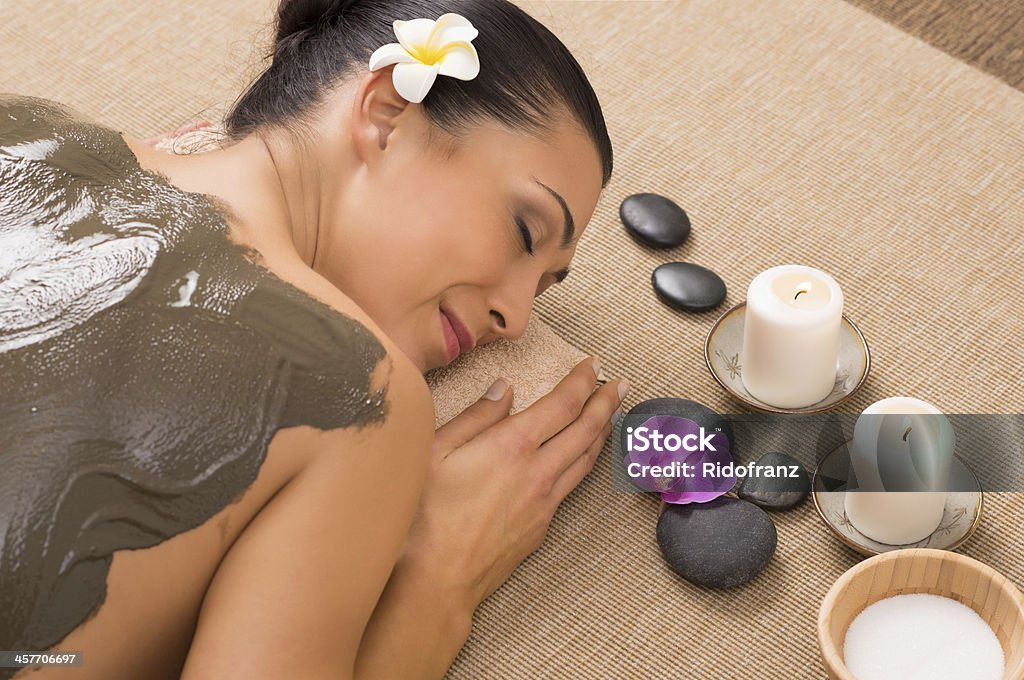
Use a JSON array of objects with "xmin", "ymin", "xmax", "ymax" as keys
[{"xmin": 487, "ymin": 273, "xmax": 536, "ymax": 341}]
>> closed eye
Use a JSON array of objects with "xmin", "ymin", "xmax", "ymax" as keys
[{"xmin": 516, "ymin": 216, "xmax": 534, "ymax": 255}]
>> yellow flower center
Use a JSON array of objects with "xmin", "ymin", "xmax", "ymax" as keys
[{"xmin": 410, "ymin": 44, "xmax": 444, "ymax": 65}]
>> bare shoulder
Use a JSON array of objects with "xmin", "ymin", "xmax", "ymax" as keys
[{"xmin": 256, "ymin": 251, "xmax": 435, "ymax": 440}]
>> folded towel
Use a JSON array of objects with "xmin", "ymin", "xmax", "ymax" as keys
[
  {"xmin": 425, "ymin": 316, "xmax": 587, "ymax": 427},
  {"xmin": 154, "ymin": 128, "xmax": 586, "ymax": 427}
]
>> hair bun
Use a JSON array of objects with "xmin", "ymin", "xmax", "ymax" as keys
[{"xmin": 275, "ymin": 0, "xmax": 358, "ymax": 45}]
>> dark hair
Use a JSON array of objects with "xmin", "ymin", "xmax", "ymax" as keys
[{"xmin": 225, "ymin": 0, "xmax": 612, "ymax": 185}]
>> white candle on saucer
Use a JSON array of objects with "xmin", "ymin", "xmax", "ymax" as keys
[
  {"xmin": 844, "ymin": 396, "xmax": 954, "ymax": 545},
  {"xmin": 741, "ymin": 265, "xmax": 844, "ymax": 408}
]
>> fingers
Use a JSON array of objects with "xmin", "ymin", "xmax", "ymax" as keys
[
  {"xmin": 536, "ymin": 378, "xmax": 627, "ymax": 483},
  {"xmin": 548, "ymin": 417, "xmax": 612, "ymax": 504},
  {"xmin": 509, "ymin": 357, "xmax": 602, "ymax": 446},
  {"xmin": 141, "ymin": 120, "xmax": 212, "ymax": 146},
  {"xmin": 181, "ymin": 120, "xmax": 212, "ymax": 134},
  {"xmin": 433, "ymin": 378, "xmax": 514, "ymax": 455}
]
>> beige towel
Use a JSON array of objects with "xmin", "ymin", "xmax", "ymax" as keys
[
  {"xmin": 425, "ymin": 318, "xmax": 588, "ymax": 427},
  {"xmin": 157, "ymin": 128, "xmax": 586, "ymax": 427}
]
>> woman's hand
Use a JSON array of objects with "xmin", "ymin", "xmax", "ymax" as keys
[
  {"xmin": 141, "ymin": 120, "xmax": 211, "ymax": 146},
  {"xmin": 354, "ymin": 358, "xmax": 625, "ymax": 679},
  {"xmin": 397, "ymin": 357, "xmax": 628, "ymax": 615}
]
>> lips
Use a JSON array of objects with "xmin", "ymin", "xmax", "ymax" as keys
[{"xmin": 439, "ymin": 305, "xmax": 474, "ymax": 362}]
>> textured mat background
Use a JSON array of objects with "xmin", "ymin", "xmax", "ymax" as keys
[
  {"xmin": 845, "ymin": 0, "xmax": 1024, "ymax": 89},
  {"xmin": 2, "ymin": 1, "xmax": 1023, "ymax": 677}
]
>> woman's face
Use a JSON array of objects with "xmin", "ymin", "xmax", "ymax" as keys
[{"xmin": 310, "ymin": 77, "xmax": 605, "ymax": 373}]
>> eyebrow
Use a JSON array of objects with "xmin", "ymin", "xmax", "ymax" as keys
[{"xmin": 531, "ymin": 177, "xmax": 575, "ymax": 249}]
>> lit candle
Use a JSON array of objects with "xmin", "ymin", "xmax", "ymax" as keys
[
  {"xmin": 741, "ymin": 265, "xmax": 844, "ymax": 408},
  {"xmin": 844, "ymin": 397, "xmax": 954, "ymax": 545}
]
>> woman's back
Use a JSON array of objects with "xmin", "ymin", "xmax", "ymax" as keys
[{"xmin": 0, "ymin": 94, "xmax": 400, "ymax": 657}]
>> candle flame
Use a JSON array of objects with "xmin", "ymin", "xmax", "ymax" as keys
[{"xmin": 793, "ymin": 280, "xmax": 813, "ymax": 301}]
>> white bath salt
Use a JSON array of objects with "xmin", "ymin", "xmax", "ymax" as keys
[{"xmin": 843, "ymin": 593, "xmax": 1005, "ymax": 680}]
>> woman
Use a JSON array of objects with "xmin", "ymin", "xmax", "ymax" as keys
[{"xmin": 0, "ymin": 0, "xmax": 626, "ymax": 677}]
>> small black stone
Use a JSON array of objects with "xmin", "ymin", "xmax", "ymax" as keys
[
  {"xmin": 620, "ymin": 193, "xmax": 691, "ymax": 248},
  {"xmin": 738, "ymin": 451, "xmax": 810, "ymax": 511},
  {"xmin": 656, "ymin": 496, "xmax": 777, "ymax": 589},
  {"xmin": 651, "ymin": 262, "xmax": 726, "ymax": 312},
  {"xmin": 622, "ymin": 398, "xmax": 736, "ymax": 463}
]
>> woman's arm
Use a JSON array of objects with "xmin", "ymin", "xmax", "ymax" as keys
[
  {"xmin": 355, "ymin": 359, "xmax": 625, "ymax": 679},
  {"xmin": 355, "ymin": 556, "xmax": 474, "ymax": 679},
  {"xmin": 180, "ymin": 352, "xmax": 436, "ymax": 680}
]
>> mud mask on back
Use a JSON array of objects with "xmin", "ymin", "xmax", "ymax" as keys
[{"xmin": 0, "ymin": 94, "xmax": 390, "ymax": 657}]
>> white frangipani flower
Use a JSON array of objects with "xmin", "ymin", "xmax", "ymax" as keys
[{"xmin": 368, "ymin": 13, "xmax": 480, "ymax": 104}]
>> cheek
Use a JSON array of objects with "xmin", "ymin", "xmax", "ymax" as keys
[
  {"xmin": 340, "ymin": 195, "xmax": 506, "ymax": 309},
  {"xmin": 384, "ymin": 186, "xmax": 509, "ymax": 281},
  {"xmin": 341, "ymin": 150, "xmax": 514, "ymax": 305}
]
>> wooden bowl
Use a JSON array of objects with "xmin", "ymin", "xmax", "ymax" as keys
[{"xmin": 818, "ymin": 548, "xmax": 1024, "ymax": 679}]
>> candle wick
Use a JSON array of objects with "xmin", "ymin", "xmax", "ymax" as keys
[
  {"xmin": 903, "ymin": 426, "xmax": 913, "ymax": 442},
  {"xmin": 793, "ymin": 280, "xmax": 813, "ymax": 301}
]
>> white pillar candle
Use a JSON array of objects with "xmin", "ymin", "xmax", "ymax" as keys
[
  {"xmin": 844, "ymin": 397, "xmax": 954, "ymax": 545},
  {"xmin": 741, "ymin": 265, "xmax": 844, "ymax": 408}
]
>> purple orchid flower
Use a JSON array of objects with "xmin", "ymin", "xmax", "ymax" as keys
[{"xmin": 623, "ymin": 414, "xmax": 736, "ymax": 504}]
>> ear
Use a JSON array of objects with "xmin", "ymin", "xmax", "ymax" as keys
[{"xmin": 350, "ymin": 68, "xmax": 411, "ymax": 161}]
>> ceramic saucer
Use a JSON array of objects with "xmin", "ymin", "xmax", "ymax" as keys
[
  {"xmin": 811, "ymin": 441, "xmax": 984, "ymax": 557},
  {"xmin": 704, "ymin": 302, "xmax": 870, "ymax": 414}
]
